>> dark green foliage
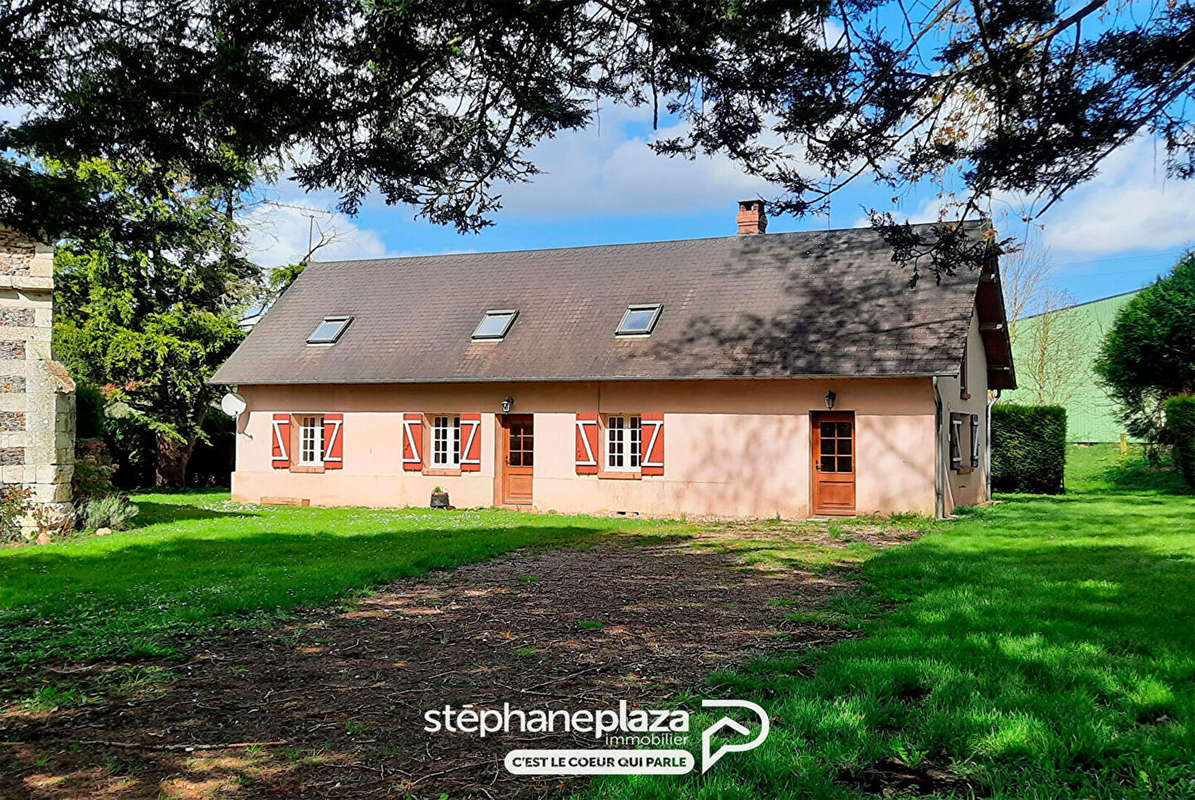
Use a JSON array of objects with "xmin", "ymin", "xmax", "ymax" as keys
[
  {"xmin": 73, "ymin": 381, "xmax": 104, "ymax": 439},
  {"xmin": 3, "ymin": 2, "xmax": 1194, "ymax": 277},
  {"xmin": 991, "ymin": 404, "xmax": 1067, "ymax": 494},
  {"xmin": 1095, "ymin": 254, "xmax": 1195, "ymax": 447},
  {"xmin": 51, "ymin": 159, "xmax": 253, "ymax": 487},
  {"xmin": 186, "ymin": 412, "xmax": 236, "ymax": 488},
  {"xmin": 1165, "ymin": 396, "xmax": 1195, "ymax": 489}
]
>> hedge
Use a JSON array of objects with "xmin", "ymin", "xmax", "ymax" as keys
[
  {"xmin": 991, "ymin": 404, "xmax": 1067, "ymax": 494},
  {"xmin": 1166, "ymin": 395, "xmax": 1195, "ymax": 489}
]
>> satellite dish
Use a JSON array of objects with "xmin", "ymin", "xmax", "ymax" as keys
[{"xmin": 221, "ymin": 391, "xmax": 247, "ymax": 418}]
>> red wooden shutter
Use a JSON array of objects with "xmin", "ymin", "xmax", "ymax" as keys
[
  {"xmin": 575, "ymin": 413, "xmax": 599, "ymax": 474},
  {"xmin": 271, "ymin": 414, "xmax": 291, "ymax": 469},
  {"xmin": 460, "ymin": 413, "xmax": 482, "ymax": 472},
  {"xmin": 641, "ymin": 414, "xmax": 665, "ymax": 475},
  {"xmin": 402, "ymin": 413, "xmax": 424, "ymax": 471},
  {"xmin": 323, "ymin": 413, "xmax": 343, "ymax": 469}
]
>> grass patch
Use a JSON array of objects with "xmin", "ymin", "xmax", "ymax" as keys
[
  {"xmin": 0, "ymin": 494, "xmax": 691, "ymax": 667},
  {"xmin": 578, "ymin": 620, "xmax": 604, "ymax": 630},
  {"xmin": 19, "ymin": 684, "xmax": 88, "ymax": 712},
  {"xmin": 582, "ymin": 444, "xmax": 1195, "ymax": 799}
]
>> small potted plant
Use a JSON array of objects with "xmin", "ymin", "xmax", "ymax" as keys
[{"xmin": 430, "ymin": 486, "xmax": 450, "ymax": 509}]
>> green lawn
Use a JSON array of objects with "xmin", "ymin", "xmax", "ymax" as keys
[
  {"xmin": 583, "ymin": 446, "xmax": 1195, "ymax": 799},
  {"xmin": 0, "ymin": 496, "xmax": 688, "ymax": 668},
  {"xmin": 3, "ymin": 448, "xmax": 1192, "ymax": 798}
]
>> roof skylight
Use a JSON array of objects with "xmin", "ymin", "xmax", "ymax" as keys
[
  {"xmin": 472, "ymin": 309, "xmax": 518, "ymax": 341},
  {"xmin": 307, "ymin": 316, "xmax": 353, "ymax": 345},
  {"xmin": 615, "ymin": 304, "xmax": 662, "ymax": 337}
]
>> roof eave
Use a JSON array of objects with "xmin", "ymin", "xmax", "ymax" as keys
[{"xmin": 208, "ymin": 372, "xmax": 954, "ymax": 387}]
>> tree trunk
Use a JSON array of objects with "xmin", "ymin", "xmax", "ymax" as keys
[{"xmin": 155, "ymin": 434, "xmax": 196, "ymax": 488}]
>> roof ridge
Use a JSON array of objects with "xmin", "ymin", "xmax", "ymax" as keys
[{"xmin": 308, "ymin": 220, "xmax": 970, "ymax": 267}]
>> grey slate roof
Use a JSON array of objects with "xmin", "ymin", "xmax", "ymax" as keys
[{"xmin": 212, "ymin": 224, "xmax": 990, "ymax": 385}]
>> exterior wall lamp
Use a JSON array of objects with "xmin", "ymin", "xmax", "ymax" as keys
[
  {"xmin": 824, "ymin": 390, "xmax": 836, "ymax": 410},
  {"xmin": 500, "ymin": 397, "xmax": 515, "ymax": 414}
]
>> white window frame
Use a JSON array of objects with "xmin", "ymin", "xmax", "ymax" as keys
[
  {"xmin": 298, "ymin": 415, "xmax": 324, "ymax": 466},
  {"xmin": 471, "ymin": 309, "xmax": 519, "ymax": 341},
  {"xmin": 431, "ymin": 415, "xmax": 462, "ymax": 468},
  {"xmin": 306, "ymin": 316, "xmax": 353, "ymax": 345},
  {"xmin": 605, "ymin": 415, "xmax": 642, "ymax": 472},
  {"xmin": 615, "ymin": 304, "xmax": 663, "ymax": 337}
]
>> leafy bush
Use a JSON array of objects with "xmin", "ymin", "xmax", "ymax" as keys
[
  {"xmin": 992, "ymin": 404, "xmax": 1067, "ymax": 494},
  {"xmin": 0, "ymin": 485, "xmax": 31, "ymax": 542},
  {"xmin": 1166, "ymin": 396, "xmax": 1195, "ymax": 489},
  {"xmin": 82, "ymin": 495, "xmax": 140, "ymax": 531},
  {"xmin": 72, "ymin": 438, "xmax": 118, "ymax": 503},
  {"xmin": 1094, "ymin": 253, "xmax": 1195, "ymax": 447}
]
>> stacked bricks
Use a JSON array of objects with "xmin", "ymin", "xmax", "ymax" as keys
[{"xmin": 0, "ymin": 229, "xmax": 75, "ymax": 536}]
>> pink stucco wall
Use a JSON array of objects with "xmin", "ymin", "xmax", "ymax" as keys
[{"xmin": 230, "ymin": 376, "xmax": 944, "ymax": 518}]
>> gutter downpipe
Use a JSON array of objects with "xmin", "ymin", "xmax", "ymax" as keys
[
  {"xmin": 933, "ymin": 377, "xmax": 944, "ymax": 518},
  {"xmin": 987, "ymin": 389, "xmax": 1001, "ymax": 503}
]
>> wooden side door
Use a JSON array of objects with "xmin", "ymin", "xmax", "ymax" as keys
[
  {"xmin": 812, "ymin": 411, "xmax": 856, "ymax": 516},
  {"xmin": 500, "ymin": 414, "xmax": 534, "ymax": 505}
]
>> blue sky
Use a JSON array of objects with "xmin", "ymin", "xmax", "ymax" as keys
[{"xmin": 245, "ymin": 105, "xmax": 1193, "ymax": 308}]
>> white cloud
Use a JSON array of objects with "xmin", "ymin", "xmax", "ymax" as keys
[
  {"xmin": 494, "ymin": 105, "xmax": 781, "ymax": 218},
  {"xmin": 241, "ymin": 202, "xmax": 394, "ymax": 267},
  {"xmin": 1036, "ymin": 137, "xmax": 1195, "ymax": 256}
]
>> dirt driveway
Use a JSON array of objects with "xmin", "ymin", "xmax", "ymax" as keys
[{"xmin": 0, "ymin": 524, "xmax": 917, "ymax": 799}]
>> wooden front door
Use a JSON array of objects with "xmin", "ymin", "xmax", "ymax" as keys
[
  {"xmin": 500, "ymin": 414, "xmax": 534, "ymax": 505},
  {"xmin": 812, "ymin": 411, "xmax": 856, "ymax": 516}
]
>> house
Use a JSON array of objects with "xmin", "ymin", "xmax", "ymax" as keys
[
  {"xmin": 1000, "ymin": 289, "xmax": 1140, "ymax": 443},
  {"xmin": 211, "ymin": 203, "xmax": 1014, "ymax": 518}
]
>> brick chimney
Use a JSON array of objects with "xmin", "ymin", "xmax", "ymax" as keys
[{"xmin": 736, "ymin": 200, "xmax": 767, "ymax": 234}]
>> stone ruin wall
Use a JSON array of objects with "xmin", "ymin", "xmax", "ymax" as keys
[{"xmin": 0, "ymin": 229, "xmax": 75, "ymax": 536}]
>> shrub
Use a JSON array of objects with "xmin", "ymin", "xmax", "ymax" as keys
[
  {"xmin": 1094, "ymin": 252, "xmax": 1195, "ymax": 447},
  {"xmin": 72, "ymin": 439, "xmax": 118, "ymax": 503},
  {"xmin": 1166, "ymin": 396, "xmax": 1195, "ymax": 489},
  {"xmin": 992, "ymin": 404, "xmax": 1067, "ymax": 494},
  {"xmin": 82, "ymin": 495, "xmax": 140, "ymax": 531},
  {"xmin": 0, "ymin": 485, "xmax": 31, "ymax": 542}
]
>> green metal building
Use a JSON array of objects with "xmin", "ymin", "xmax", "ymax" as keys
[{"xmin": 1000, "ymin": 289, "xmax": 1141, "ymax": 443}]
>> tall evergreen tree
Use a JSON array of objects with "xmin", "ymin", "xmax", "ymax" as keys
[{"xmin": 52, "ymin": 159, "xmax": 256, "ymax": 486}]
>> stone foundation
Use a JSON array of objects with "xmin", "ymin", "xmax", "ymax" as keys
[{"xmin": 0, "ymin": 229, "xmax": 75, "ymax": 537}]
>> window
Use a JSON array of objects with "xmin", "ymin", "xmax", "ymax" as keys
[
  {"xmin": 615, "ymin": 304, "xmax": 662, "ymax": 337},
  {"xmin": 431, "ymin": 415, "xmax": 461, "ymax": 467},
  {"xmin": 307, "ymin": 316, "xmax": 352, "ymax": 345},
  {"xmin": 298, "ymin": 415, "xmax": 324, "ymax": 466},
  {"xmin": 606, "ymin": 415, "xmax": 642, "ymax": 471},
  {"xmin": 472, "ymin": 310, "xmax": 518, "ymax": 341},
  {"xmin": 970, "ymin": 414, "xmax": 981, "ymax": 468},
  {"xmin": 818, "ymin": 420, "xmax": 853, "ymax": 473},
  {"xmin": 949, "ymin": 413, "xmax": 963, "ymax": 470}
]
